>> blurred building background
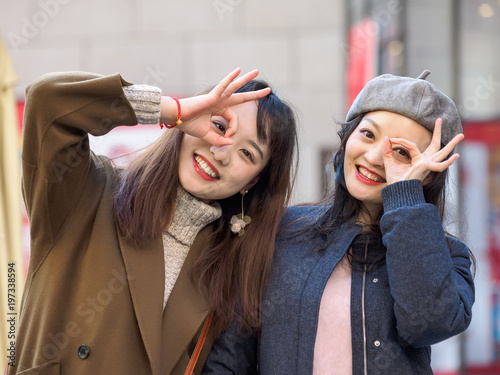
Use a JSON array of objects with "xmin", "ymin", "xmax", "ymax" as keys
[{"xmin": 1, "ymin": 0, "xmax": 499, "ymax": 373}]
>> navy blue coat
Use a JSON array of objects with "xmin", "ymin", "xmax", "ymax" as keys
[{"xmin": 203, "ymin": 180, "xmax": 475, "ymax": 374}]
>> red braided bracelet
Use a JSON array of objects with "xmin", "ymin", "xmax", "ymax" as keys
[{"xmin": 159, "ymin": 97, "xmax": 182, "ymax": 129}]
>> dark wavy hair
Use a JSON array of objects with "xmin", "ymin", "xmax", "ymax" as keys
[{"xmin": 114, "ymin": 80, "xmax": 298, "ymax": 335}]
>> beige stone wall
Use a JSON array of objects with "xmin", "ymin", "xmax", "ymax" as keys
[{"xmin": 1, "ymin": 0, "xmax": 347, "ymax": 203}]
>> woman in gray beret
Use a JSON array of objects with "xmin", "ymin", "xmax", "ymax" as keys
[{"xmin": 203, "ymin": 71, "xmax": 475, "ymax": 374}]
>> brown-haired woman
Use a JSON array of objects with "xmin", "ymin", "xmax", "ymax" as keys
[{"xmin": 12, "ymin": 68, "xmax": 297, "ymax": 375}]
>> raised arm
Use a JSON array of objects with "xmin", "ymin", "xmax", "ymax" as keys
[
  {"xmin": 380, "ymin": 180, "xmax": 474, "ymax": 347},
  {"xmin": 22, "ymin": 72, "xmax": 144, "ymax": 269}
]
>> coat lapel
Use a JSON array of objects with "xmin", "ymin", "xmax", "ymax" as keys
[
  {"xmin": 116, "ymin": 223, "xmax": 164, "ymax": 375},
  {"xmin": 161, "ymin": 225, "xmax": 213, "ymax": 374}
]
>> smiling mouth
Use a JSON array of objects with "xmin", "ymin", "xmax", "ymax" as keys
[
  {"xmin": 194, "ymin": 154, "xmax": 220, "ymax": 180},
  {"xmin": 357, "ymin": 166, "xmax": 386, "ymax": 183}
]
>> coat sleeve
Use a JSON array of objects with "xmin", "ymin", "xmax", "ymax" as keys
[
  {"xmin": 201, "ymin": 316, "xmax": 259, "ymax": 374},
  {"xmin": 380, "ymin": 179, "xmax": 475, "ymax": 347},
  {"xmin": 21, "ymin": 72, "xmax": 159, "ymax": 269}
]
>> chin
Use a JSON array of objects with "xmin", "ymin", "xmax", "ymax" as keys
[
  {"xmin": 182, "ymin": 184, "xmax": 204, "ymax": 199},
  {"xmin": 182, "ymin": 185, "xmax": 217, "ymax": 201}
]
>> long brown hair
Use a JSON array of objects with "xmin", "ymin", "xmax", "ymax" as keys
[{"xmin": 114, "ymin": 80, "xmax": 298, "ymax": 336}]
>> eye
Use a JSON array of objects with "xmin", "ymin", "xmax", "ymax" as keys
[
  {"xmin": 241, "ymin": 149, "xmax": 254, "ymax": 162},
  {"xmin": 393, "ymin": 147, "xmax": 411, "ymax": 160},
  {"xmin": 212, "ymin": 121, "xmax": 226, "ymax": 135},
  {"xmin": 360, "ymin": 129, "xmax": 375, "ymax": 139}
]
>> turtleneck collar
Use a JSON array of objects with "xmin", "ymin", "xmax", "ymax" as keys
[{"xmin": 166, "ymin": 186, "xmax": 222, "ymax": 246}]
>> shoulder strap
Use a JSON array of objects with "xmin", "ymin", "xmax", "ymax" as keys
[{"xmin": 184, "ymin": 310, "xmax": 214, "ymax": 375}]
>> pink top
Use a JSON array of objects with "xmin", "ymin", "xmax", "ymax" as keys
[{"xmin": 313, "ymin": 259, "xmax": 353, "ymax": 374}]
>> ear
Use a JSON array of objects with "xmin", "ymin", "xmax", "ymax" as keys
[{"xmin": 240, "ymin": 177, "xmax": 260, "ymax": 195}]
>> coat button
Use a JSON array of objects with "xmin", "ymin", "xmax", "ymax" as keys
[
  {"xmin": 78, "ymin": 344, "xmax": 90, "ymax": 359},
  {"xmin": 374, "ymin": 340, "xmax": 381, "ymax": 347},
  {"xmin": 373, "ymin": 278, "xmax": 379, "ymax": 283}
]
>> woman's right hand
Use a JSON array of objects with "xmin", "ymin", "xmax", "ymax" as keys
[
  {"xmin": 382, "ymin": 119, "xmax": 464, "ymax": 185},
  {"xmin": 160, "ymin": 68, "xmax": 270, "ymax": 147}
]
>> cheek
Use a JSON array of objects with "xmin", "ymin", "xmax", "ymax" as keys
[
  {"xmin": 232, "ymin": 165, "xmax": 262, "ymax": 189},
  {"xmin": 180, "ymin": 134, "xmax": 203, "ymax": 150},
  {"xmin": 233, "ymin": 166, "xmax": 256, "ymax": 184},
  {"xmin": 178, "ymin": 147, "xmax": 192, "ymax": 171},
  {"xmin": 344, "ymin": 140, "xmax": 357, "ymax": 164},
  {"xmin": 345, "ymin": 135, "xmax": 369, "ymax": 159}
]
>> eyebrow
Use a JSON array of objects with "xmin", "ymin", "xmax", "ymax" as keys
[
  {"xmin": 363, "ymin": 117, "xmax": 380, "ymax": 129},
  {"xmin": 249, "ymin": 140, "xmax": 264, "ymax": 160}
]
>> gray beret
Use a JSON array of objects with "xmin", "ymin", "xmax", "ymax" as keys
[{"xmin": 345, "ymin": 70, "xmax": 462, "ymax": 145}]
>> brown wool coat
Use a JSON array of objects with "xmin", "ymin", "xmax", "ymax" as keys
[{"xmin": 10, "ymin": 72, "xmax": 214, "ymax": 375}]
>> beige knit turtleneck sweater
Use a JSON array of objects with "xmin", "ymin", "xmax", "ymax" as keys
[{"xmin": 162, "ymin": 187, "xmax": 221, "ymax": 308}]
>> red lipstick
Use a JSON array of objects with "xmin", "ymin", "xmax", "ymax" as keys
[
  {"xmin": 355, "ymin": 165, "xmax": 385, "ymax": 186},
  {"xmin": 192, "ymin": 154, "xmax": 220, "ymax": 181}
]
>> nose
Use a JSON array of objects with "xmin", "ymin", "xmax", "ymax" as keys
[
  {"xmin": 363, "ymin": 142, "xmax": 384, "ymax": 167},
  {"xmin": 210, "ymin": 145, "xmax": 230, "ymax": 166}
]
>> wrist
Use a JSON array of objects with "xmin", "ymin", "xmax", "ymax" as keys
[
  {"xmin": 382, "ymin": 180, "xmax": 426, "ymax": 212},
  {"xmin": 160, "ymin": 96, "xmax": 180, "ymax": 125}
]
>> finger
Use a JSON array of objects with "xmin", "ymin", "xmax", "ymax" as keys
[
  {"xmin": 201, "ymin": 130, "xmax": 234, "ymax": 147},
  {"xmin": 212, "ymin": 68, "xmax": 242, "ymax": 97},
  {"xmin": 428, "ymin": 118, "xmax": 443, "ymax": 151},
  {"xmin": 382, "ymin": 136, "xmax": 393, "ymax": 159},
  {"xmin": 221, "ymin": 108, "xmax": 238, "ymax": 138},
  {"xmin": 427, "ymin": 153, "xmax": 460, "ymax": 172},
  {"xmin": 388, "ymin": 137, "xmax": 421, "ymax": 158},
  {"xmin": 430, "ymin": 133, "xmax": 464, "ymax": 163},
  {"xmin": 438, "ymin": 133, "xmax": 464, "ymax": 156},
  {"xmin": 224, "ymin": 69, "xmax": 260, "ymax": 96},
  {"xmin": 228, "ymin": 88, "xmax": 271, "ymax": 106}
]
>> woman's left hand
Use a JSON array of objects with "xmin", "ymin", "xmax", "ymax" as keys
[
  {"xmin": 382, "ymin": 118, "xmax": 465, "ymax": 185},
  {"xmin": 160, "ymin": 68, "xmax": 270, "ymax": 147}
]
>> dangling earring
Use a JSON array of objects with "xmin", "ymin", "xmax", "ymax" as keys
[{"xmin": 230, "ymin": 191, "xmax": 252, "ymax": 237}]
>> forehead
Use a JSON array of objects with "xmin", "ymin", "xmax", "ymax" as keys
[
  {"xmin": 229, "ymin": 101, "xmax": 259, "ymax": 128},
  {"xmin": 229, "ymin": 101, "xmax": 262, "ymax": 141},
  {"xmin": 225, "ymin": 101, "xmax": 271, "ymax": 162},
  {"xmin": 360, "ymin": 111, "xmax": 432, "ymax": 149}
]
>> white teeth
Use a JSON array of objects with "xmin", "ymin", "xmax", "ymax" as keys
[
  {"xmin": 358, "ymin": 166, "xmax": 385, "ymax": 183},
  {"xmin": 195, "ymin": 155, "xmax": 218, "ymax": 178}
]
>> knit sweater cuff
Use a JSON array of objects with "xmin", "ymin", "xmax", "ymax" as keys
[
  {"xmin": 382, "ymin": 179, "xmax": 426, "ymax": 213},
  {"xmin": 123, "ymin": 84, "xmax": 161, "ymax": 124}
]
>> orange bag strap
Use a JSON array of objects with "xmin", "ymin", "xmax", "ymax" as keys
[{"xmin": 184, "ymin": 310, "xmax": 214, "ymax": 375}]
